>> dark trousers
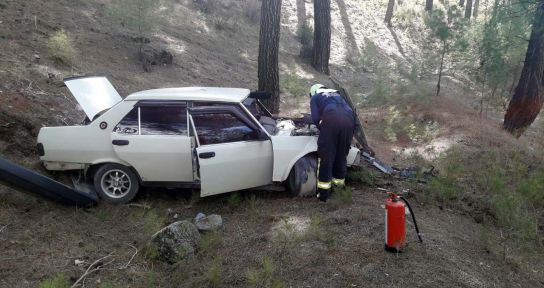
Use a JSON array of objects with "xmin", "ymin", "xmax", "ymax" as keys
[{"xmin": 317, "ymin": 109, "xmax": 355, "ymax": 188}]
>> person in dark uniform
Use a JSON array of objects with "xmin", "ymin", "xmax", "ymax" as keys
[{"xmin": 309, "ymin": 84, "xmax": 355, "ymax": 202}]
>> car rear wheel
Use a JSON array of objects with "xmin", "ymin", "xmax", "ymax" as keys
[
  {"xmin": 286, "ymin": 154, "xmax": 317, "ymax": 197},
  {"xmin": 93, "ymin": 164, "xmax": 140, "ymax": 204}
]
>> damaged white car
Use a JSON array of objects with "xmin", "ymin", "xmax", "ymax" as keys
[{"xmin": 37, "ymin": 76, "xmax": 361, "ymax": 203}]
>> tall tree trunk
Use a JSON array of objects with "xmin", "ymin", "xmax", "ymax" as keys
[
  {"xmin": 258, "ymin": 0, "xmax": 282, "ymax": 114},
  {"xmin": 436, "ymin": 40, "xmax": 447, "ymax": 97},
  {"xmin": 312, "ymin": 0, "xmax": 331, "ymax": 75},
  {"xmin": 425, "ymin": 0, "xmax": 433, "ymax": 12},
  {"xmin": 465, "ymin": 0, "xmax": 473, "ymax": 19},
  {"xmin": 503, "ymin": 0, "xmax": 544, "ymax": 137},
  {"xmin": 384, "ymin": 0, "xmax": 395, "ymax": 26},
  {"xmin": 473, "ymin": 0, "xmax": 480, "ymax": 18},
  {"xmin": 459, "ymin": 0, "xmax": 465, "ymax": 7}
]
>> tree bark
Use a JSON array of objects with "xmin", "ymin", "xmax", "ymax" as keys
[
  {"xmin": 312, "ymin": 0, "xmax": 331, "ymax": 75},
  {"xmin": 459, "ymin": 0, "xmax": 465, "ymax": 7},
  {"xmin": 258, "ymin": 0, "xmax": 282, "ymax": 114},
  {"xmin": 384, "ymin": 0, "xmax": 395, "ymax": 26},
  {"xmin": 473, "ymin": 0, "xmax": 479, "ymax": 18},
  {"xmin": 465, "ymin": 0, "xmax": 473, "ymax": 19},
  {"xmin": 503, "ymin": 0, "xmax": 544, "ymax": 137},
  {"xmin": 425, "ymin": 0, "xmax": 433, "ymax": 12},
  {"xmin": 436, "ymin": 40, "xmax": 447, "ymax": 96}
]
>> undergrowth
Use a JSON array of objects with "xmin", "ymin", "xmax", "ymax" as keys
[
  {"xmin": 39, "ymin": 273, "xmax": 71, "ymax": 288},
  {"xmin": 422, "ymin": 147, "xmax": 543, "ymax": 249}
]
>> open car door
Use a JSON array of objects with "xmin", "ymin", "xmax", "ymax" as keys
[{"xmin": 189, "ymin": 104, "xmax": 273, "ymax": 196}]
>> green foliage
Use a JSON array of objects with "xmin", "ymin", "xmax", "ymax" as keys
[
  {"xmin": 297, "ymin": 22, "xmax": 313, "ymax": 47},
  {"xmin": 424, "ymin": 149, "xmax": 464, "ymax": 203},
  {"xmin": 468, "ymin": 0, "xmax": 532, "ymax": 110},
  {"xmin": 304, "ymin": 216, "xmax": 335, "ymax": 246},
  {"xmin": 329, "ymin": 186, "xmax": 353, "ymax": 209},
  {"xmin": 425, "ymin": 5, "xmax": 468, "ymax": 95},
  {"xmin": 227, "ymin": 192, "xmax": 242, "ymax": 208},
  {"xmin": 205, "ymin": 258, "xmax": 222, "ymax": 286},
  {"xmin": 367, "ymin": 66, "xmax": 392, "ymax": 105},
  {"xmin": 199, "ymin": 231, "xmax": 223, "ymax": 256},
  {"xmin": 108, "ymin": 0, "xmax": 160, "ymax": 47},
  {"xmin": 297, "ymin": 22, "xmax": 314, "ymax": 61},
  {"xmin": 47, "ymin": 30, "xmax": 75, "ymax": 65},
  {"xmin": 143, "ymin": 210, "xmax": 165, "ymax": 236},
  {"xmin": 355, "ymin": 40, "xmax": 379, "ymax": 72},
  {"xmin": 246, "ymin": 256, "xmax": 284, "ymax": 288},
  {"xmin": 382, "ymin": 106, "xmax": 437, "ymax": 143},
  {"xmin": 281, "ymin": 73, "xmax": 307, "ymax": 97},
  {"xmin": 346, "ymin": 168, "xmax": 377, "ymax": 186},
  {"xmin": 39, "ymin": 274, "xmax": 71, "ymax": 288}
]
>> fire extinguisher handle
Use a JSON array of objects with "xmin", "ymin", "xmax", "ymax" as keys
[{"xmin": 399, "ymin": 196, "xmax": 423, "ymax": 243}]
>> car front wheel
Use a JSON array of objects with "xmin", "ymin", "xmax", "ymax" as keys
[
  {"xmin": 93, "ymin": 163, "xmax": 140, "ymax": 204},
  {"xmin": 286, "ymin": 154, "xmax": 317, "ymax": 197}
]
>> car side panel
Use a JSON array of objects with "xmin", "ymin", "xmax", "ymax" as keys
[
  {"xmin": 111, "ymin": 135, "xmax": 194, "ymax": 182},
  {"xmin": 197, "ymin": 140, "xmax": 273, "ymax": 196},
  {"xmin": 38, "ymin": 101, "xmax": 136, "ymax": 169},
  {"xmin": 271, "ymin": 136, "xmax": 318, "ymax": 182}
]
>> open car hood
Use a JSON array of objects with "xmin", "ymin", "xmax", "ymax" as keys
[{"xmin": 64, "ymin": 76, "xmax": 122, "ymax": 120}]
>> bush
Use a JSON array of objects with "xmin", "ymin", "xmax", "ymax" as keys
[
  {"xmin": 47, "ymin": 30, "xmax": 75, "ymax": 65},
  {"xmin": 206, "ymin": 258, "xmax": 222, "ymax": 287},
  {"xmin": 193, "ymin": 0, "xmax": 216, "ymax": 14},
  {"xmin": 246, "ymin": 256, "xmax": 284, "ymax": 288},
  {"xmin": 346, "ymin": 168, "xmax": 376, "ymax": 186},
  {"xmin": 329, "ymin": 186, "xmax": 354, "ymax": 209},
  {"xmin": 39, "ymin": 273, "xmax": 71, "ymax": 288},
  {"xmin": 281, "ymin": 73, "xmax": 308, "ymax": 98}
]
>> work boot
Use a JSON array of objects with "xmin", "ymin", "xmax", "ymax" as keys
[{"xmin": 316, "ymin": 188, "xmax": 330, "ymax": 202}]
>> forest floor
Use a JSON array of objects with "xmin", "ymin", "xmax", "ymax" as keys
[{"xmin": 1, "ymin": 0, "xmax": 544, "ymax": 287}]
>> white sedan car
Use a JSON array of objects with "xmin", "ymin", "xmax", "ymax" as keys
[{"xmin": 37, "ymin": 76, "xmax": 360, "ymax": 203}]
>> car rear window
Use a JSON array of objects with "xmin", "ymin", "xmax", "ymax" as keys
[
  {"xmin": 140, "ymin": 106, "xmax": 187, "ymax": 135},
  {"xmin": 114, "ymin": 106, "xmax": 188, "ymax": 135}
]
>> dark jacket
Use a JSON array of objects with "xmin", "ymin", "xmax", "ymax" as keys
[{"xmin": 310, "ymin": 89, "xmax": 354, "ymax": 126}]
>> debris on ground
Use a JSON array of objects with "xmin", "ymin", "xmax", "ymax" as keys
[{"xmin": 194, "ymin": 213, "xmax": 223, "ymax": 232}]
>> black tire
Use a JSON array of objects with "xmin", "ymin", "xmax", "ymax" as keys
[
  {"xmin": 286, "ymin": 154, "xmax": 317, "ymax": 197},
  {"xmin": 93, "ymin": 163, "xmax": 140, "ymax": 204}
]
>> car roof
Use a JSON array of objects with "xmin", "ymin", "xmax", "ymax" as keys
[{"xmin": 125, "ymin": 87, "xmax": 251, "ymax": 103}]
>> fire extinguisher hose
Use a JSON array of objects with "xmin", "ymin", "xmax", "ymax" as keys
[{"xmin": 399, "ymin": 196, "xmax": 423, "ymax": 243}]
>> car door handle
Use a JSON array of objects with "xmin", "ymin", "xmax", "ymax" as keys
[
  {"xmin": 199, "ymin": 152, "xmax": 215, "ymax": 159},
  {"xmin": 112, "ymin": 140, "xmax": 129, "ymax": 146}
]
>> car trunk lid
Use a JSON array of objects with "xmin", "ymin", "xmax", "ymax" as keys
[{"xmin": 64, "ymin": 76, "xmax": 122, "ymax": 120}]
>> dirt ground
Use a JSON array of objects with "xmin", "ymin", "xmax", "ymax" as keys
[{"xmin": 1, "ymin": 176, "xmax": 543, "ymax": 288}]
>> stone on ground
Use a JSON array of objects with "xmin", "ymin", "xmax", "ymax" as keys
[
  {"xmin": 149, "ymin": 220, "xmax": 201, "ymax": 264},
  {"xmin": 194, "ymin": 213, "xmax": 223, "ymax": 232}
]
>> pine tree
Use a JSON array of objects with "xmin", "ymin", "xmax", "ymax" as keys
[
  {"xmin": 258, "ymin": 0, "xmax": 283, "ymax": 114},
  {"xmin": 385, "ymin": 0, "xmax": 395, "ymax": 25},
  {"xmin": 503, "ymin": 0, "xmax": 544, "ymax": 137},
  {"xmin": 312, "ymin": 0, "xmax": 331, "ymax": 74}
]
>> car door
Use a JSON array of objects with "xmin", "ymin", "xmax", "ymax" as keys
[
  {"xmin": 111, "ymin": 101, "xmax": 194, "ymax": 183},
  {"xmin": 190, "ymin": 104, "xmax": 273, "ymax": 196}
]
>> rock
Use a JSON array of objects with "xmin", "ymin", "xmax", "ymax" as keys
[
  {"xmin": 195, "ymin": 214, "xmax": 223, "ymax": 232},
  {"xmin": 149, "ymin": 220, "xmax": 201, "ymax": 264},
  {"xmin": 138, "ymin": 46, "xmax": 174, "ymax": 72}
]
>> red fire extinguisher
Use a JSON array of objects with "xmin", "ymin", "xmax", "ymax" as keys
[{"xmin": 385, "ymin": 192, "xmax": 423, "ymax": 252}]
